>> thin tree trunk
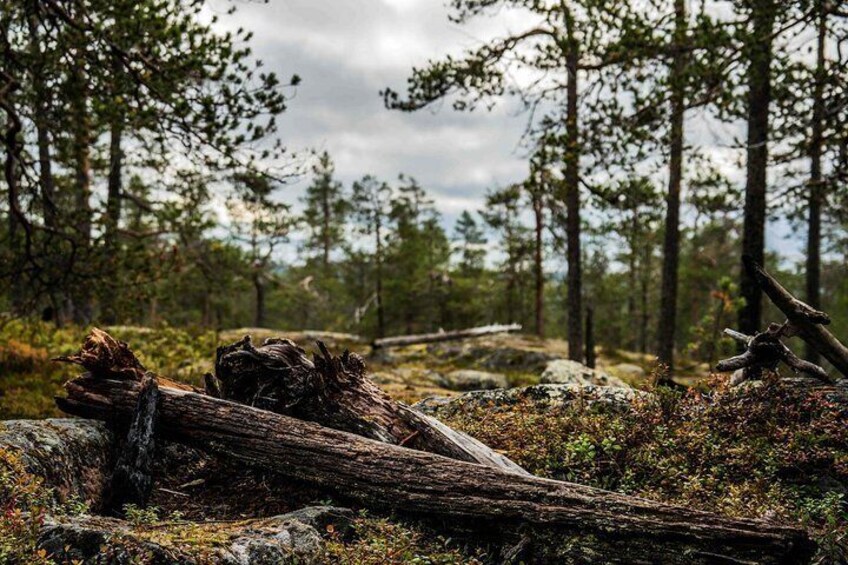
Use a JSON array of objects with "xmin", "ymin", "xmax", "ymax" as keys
[
  {"xmin": 253, "ymin": 273, "xmax": 266, "ymax": 328},
  {"xmin": 532, "ymin": 191, "xmax": 545, "ymax": 337},
  {"xmin": 739, "ymin": 0, "xmax": 775, "ymax": 338},
  {"xmin": 26, "ymin": 5, "xmax": 57, "ymax": 231},
  {"xmin": 805, "ymin": 1, "xmax": 826, "ymax": 364},
  {"xmin": 628, "ymin": 210, "xmax": 639, "ymax": 351},
  {"xmin": 322, "ymin": 188, "xmax": 331, "ymax": 270},
  {"xmin": 375, "ymin": 219, "xmax": 386, "ymax": 338},
  {"xmin": 657, "ymin": 0, "xmax": 686, "ymax": 377},
  {"xmin": 639, "ymin": 240, "xmax": 651, "ymax": 354},
  {"xmin": 564, "ymin": 36, "xmax": 583, "ymax": 362},
  {"xmin": 102, "ymin": 110, "xmax": 124, "ymax": 324},
  {"xmin": 585, "ymin": 304, "xmax": 595, "ymax": 368},
  {"xmin": 69, "ymin": 55, "xmax": 93, "ymax": 324}
]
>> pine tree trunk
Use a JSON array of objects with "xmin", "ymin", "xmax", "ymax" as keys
[
  {"xmin": 102, "ymin": 111, "xmax": 124, "ymax": 325},
  {"xmin": 375, "ymin": 219, "xmax": 386, "ymax": 338},
  {"xmin": 69, "ymin": 56, "xmax": 93, "ymax": 324},
  {"xmin": 533, "ymin": 191, "xmax": 545, "ymax": 337},
  {"xmin": 805, "ymin": 1, "xmax": 826, "ymax": 364},
  {"xmin": 254, "ymin": 273, "xmax": 266, "ymax": 328},
  {"xmin": 564, "ymin": 42, "xmax": 583, "ymax": 362},
  {"xmin": 26, "ymin": 5, "xmax": 57, "ymax": 231},
  {"xmin": 657, "ymin": 0, "xmax": 686, "ymax": 377},
  {"xmin": 739, "ymin": 0, "xmax": 775, "ymax": 338}
]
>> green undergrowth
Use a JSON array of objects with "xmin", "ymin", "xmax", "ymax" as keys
[
  {"xmin": 0, "ymin": 320, "xmax": 217, "ymax": 419},
  {"xmin": 443, "ymin": 376, "xmax": 848, "ymax": 562}
]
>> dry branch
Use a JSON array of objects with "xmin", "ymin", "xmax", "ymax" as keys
[
  {"xmin": 743, "ymin": 255, "xmax": 848, "ymax": 378},
  {"xmin": 57, "ymin": 375, "xmax": 815, "ymax": 564},
  {"xmin": 372, "ymin": 323, "xmax": 521, "ymax": 349}
]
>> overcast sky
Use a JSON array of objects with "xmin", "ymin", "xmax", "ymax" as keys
[{"xmin": 207, "ymin": 0, "xmax": 804, "ymax": 262}]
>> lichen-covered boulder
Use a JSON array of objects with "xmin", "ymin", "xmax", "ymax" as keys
[
  {"xmin": 0, "ymin": 419, "xmax": 114, "ymax": 509},
  {"xmin": 415, "ymin": 383, "xmax": 648, "ymax": 419},
  {"xmin": 540, "ymin": 359, "xmax": 628, "ymax": 388},
  {"xmin": 441, "ymin": 369, "xmax": 507, "ymax": 391},
  {"xmin": 38, "ymin": 511, "xmax": 330, "ymax": 564}
]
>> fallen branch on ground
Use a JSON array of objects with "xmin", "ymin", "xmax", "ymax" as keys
[{"xmin": 372, "ymin": 323, "xmax": 521, "ymax": 349}]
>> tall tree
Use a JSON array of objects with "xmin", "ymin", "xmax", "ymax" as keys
[
  {"xmin": 229, "ymin": 173, "xmax": 294, "ymax": 328},
  {"xmin": 656, "ymin": 0, "xmax": 687, "ymax": 373},
  {"xmin": 453, "ymin": 211, "xmax": 486, "ymax": 273},
  {"xmin": 738, "ymin": 0, "xmax": 777, "ymax": 337},
  {"xmin": 301, "ymin": 151, "xmax": 348, "ymax": 271},
  {"xmin": 383, "ymin": 0, "xmax": 646, "ymax": 362},
  {"xmin": 351, "ymin": 175, "xmax": 393, "ymax": 338}
]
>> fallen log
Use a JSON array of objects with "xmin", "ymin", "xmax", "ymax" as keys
[
  {"xmin": 60, "ymin": 329, "xmax": 527, "ymax": 475},
  {"xmin": 211, "ymin": 335, "xmax": 528, "ymax": 474},
  {"xmin": 57, "ymin": 376, "xmax": 815, "ymax": 564},
  {"xmin": 372, "ymin": 323, "xmax": 521, "ymax": 349}
]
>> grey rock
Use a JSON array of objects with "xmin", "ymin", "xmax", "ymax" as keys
[
  {"xmin": 442, "ymin": 369, "xmax": 508, "ymax": 391},
  {"xmin": 281, "ymin": 505, "xmax": 356, "ymax": 538},
  {"xmin": 415, "ymin": 384, "xmax": 648, "ymax": 419},
  {"xmin": 224, "ymin": 518, "xmax": 323, "ymax": 565},
  {"xmin": 0, "ymin": 419, "xmax": 114, "ymax": 510},
  {"xmin": 39, "ymin": 515, "xmax": 187, "ymax": 564},
  {"xmin": 540, "ymin": 360, "xmax": 628, "ymax": 388},
  {"xmin": 38, "ymin": 513, "xmax": 326, "ymax": 565}
]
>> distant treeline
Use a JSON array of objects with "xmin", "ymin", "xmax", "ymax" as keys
[{"xmin": 1, "ymin": 1, "xmax": 847, "ymax": 374}]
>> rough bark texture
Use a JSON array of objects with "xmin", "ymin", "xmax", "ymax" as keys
[
  {"xmin": 107, "ymin": 373, "xmax": 160, "ymax": 511},
  {"xmin": 57, "ymin": 377, "xmax": 815, "ymax": 564},
  {"xmin": 739, "ymin": 0, "xmax": 775, "ymax": 338},
  {"xmin": 532, "ymin": 189, "xmax": 545, "ymax": 337},
  {"xmin": 744, "ymin": 255, "xmax": 848, "ymax": 378},
  {"xmin": 211, "ymin": 334, "xmax": 528, "ymax": 474},
  {"xmin": 656, "ymin": 0, "xmax": 686, "ymax": 376},
  {"xmin": 565, "ymin": 42, "xmax": 583, "ymax": 363},
  {"xmin": 805, "ymin": 0, "xmax": 826, "ymax": 365},
  {"xmin": 372, "ymin": 323, "xmax": 521, "ymax": 349}
]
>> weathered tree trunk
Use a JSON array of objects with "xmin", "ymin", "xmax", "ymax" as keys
[
  {"xmin": 805, "ymin": 0, "xmax": 826, "ymax": 365},
  {"xmin": 739, "ymin": 0, "xmax": 775, "ymax": 338},
  {"xmin": 57, "ymin": 376, "xmax": 815, "ymax": 564},
  {"xmin": 372, "ymin": 323, "xmax": 521, "ymax": 348},
  {"xmin": 214, "ymin": 335, "xmax": 528, "ymax": 474},
  {"xmin": 564, "ymin": 39, "xmax": 583, "ymax": 362},
  {"xmin": 657, "ymin": 0, "xmax": 686, "ymax": 377},
  {"xmin": 60, "ymin": 329, "xmax": 526, "ymax": 474}
]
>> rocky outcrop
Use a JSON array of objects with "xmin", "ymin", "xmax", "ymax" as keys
[
  {"xmin": 414, "ymin": 384, "xmax": 648, "ymax": 419},
  {"xmin": 38, "ymin": 510, "xmax": 335, "ymax": 564},
  {"xmin": 0, "ymin": 419, "xmax": 114, "ymax": 509},
  {"xmin": 441, "ymin": 369, "xmax": 507, "ymax": 390},
  {"xmin": 540, "ymin": 359, "xmax": 628, "ymax": 388}
]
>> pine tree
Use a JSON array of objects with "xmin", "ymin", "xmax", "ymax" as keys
[{"xmin": 301, "ymin": 152, "xmax": 349, "ymax": 271}]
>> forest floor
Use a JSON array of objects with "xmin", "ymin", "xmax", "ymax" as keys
[{"xmin": 1, "ymin": 321, "xmax": 845, "ymax": 563}]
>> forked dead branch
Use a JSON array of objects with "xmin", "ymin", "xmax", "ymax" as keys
[{"xmin": 716, "ymin": 256, "xmax": 848, "ymax": 384}]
